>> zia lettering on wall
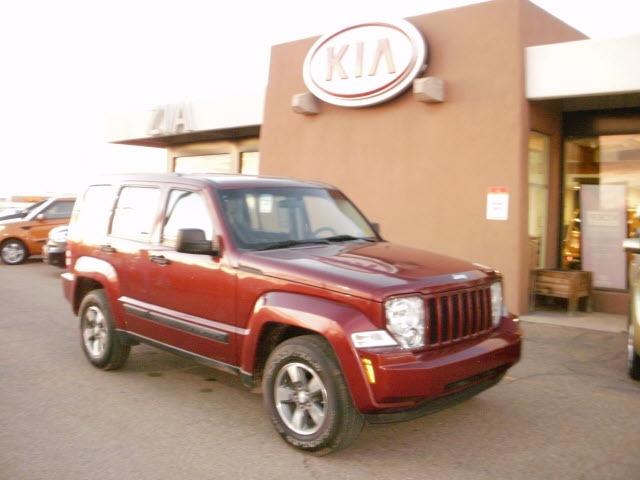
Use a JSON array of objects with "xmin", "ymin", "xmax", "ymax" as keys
[{"xmin": 148, "ymin": 103, "xmax": 194, "ymax": 136}]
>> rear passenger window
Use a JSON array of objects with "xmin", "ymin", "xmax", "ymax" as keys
[
  {"xmin": 75, "ymin": 185, "xmax": 114, "ymax": 238},
  {"xmin": 110, "ymin": 187, "xmax": 160, "ymax": 242},
  {"xmin": 162, "ymin": 190, "xmax": 213, "ymax": 244}
]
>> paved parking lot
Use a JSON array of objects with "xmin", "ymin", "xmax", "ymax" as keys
[{"xmin": 1, "ymin": 261, "xmax": 639, "ymax": 480}]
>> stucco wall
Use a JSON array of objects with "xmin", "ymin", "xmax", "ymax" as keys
[{"xmin": 260, "ymin": 0, "xmax": 585, "ymax": 314}]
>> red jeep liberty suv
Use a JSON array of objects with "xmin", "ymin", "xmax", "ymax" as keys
[{"xmin": 62, "ymin": 173, "xmax": 521, "ymax": 454}]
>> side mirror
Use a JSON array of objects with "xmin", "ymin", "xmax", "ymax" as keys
[
  {"xmin": 36, "ymin": 213, "xmax": 46, "ymax": 221},
  {"xmin": 176, "ymin": 228, "xmax": 218, "ymax": 255},
  {"xmin": 624, "ymin": 238, "xmax": 640, "ymax": 253},
  {"xmin": 371, "ymin": 222, "xmax": 381, "ymax": 235}
]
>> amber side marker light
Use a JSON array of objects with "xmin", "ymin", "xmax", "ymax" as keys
[{"xmin": 361, "ymin": 358, "xmax": 376, "ymax": 384}]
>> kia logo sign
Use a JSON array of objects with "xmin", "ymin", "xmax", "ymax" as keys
[{"xmin": 303, "ymin": 19, "xmax": 427, "ymax": 108}]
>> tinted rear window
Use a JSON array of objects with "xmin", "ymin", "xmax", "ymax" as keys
[{"xmin": 74, "ymin": 185, "xmax": 115, "ymax": 239}]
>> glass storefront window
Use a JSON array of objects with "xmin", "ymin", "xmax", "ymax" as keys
[
  {"xmin": 174, "ymin": 154, "xmax": 233, "ymax": 174},
  {"xmin": 528, "ymin": 132, "xmax": 550, "ymax": 269},
  {"xmin": 563, "ymin": 134, "xmax": 640, "ymax": 289},
  {"xmin": 241, "ymin": 151, "xmax": 260, "ymax": 175},
  {"xmin": 173, "ymin": 152, "xmax": 260, "ymax": 175}
]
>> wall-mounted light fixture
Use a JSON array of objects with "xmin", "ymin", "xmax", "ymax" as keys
[
  {"xmin": 413, "ymin": 77, "xmax": 445, "ymax": 103},
  {"xmin": 291, "ymin": 93, "xmax": 320, "ymax": 115}
]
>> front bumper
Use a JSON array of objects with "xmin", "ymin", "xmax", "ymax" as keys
[
  {"xmin": 365, "ymin": 370, "xmax": 505, "ymax": 424},
  {"xmin": 356, "ymin": 316, "xmax": 521, "ymax": 412},
  {"xmin": 61, "ymin": 271, "xmax": 75, "ymax": 306},
  {"xmin": 43, "ymin": 242, "xmax": 65, "ymax": 266}
]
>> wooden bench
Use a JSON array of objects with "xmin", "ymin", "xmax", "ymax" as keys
[{"xmin": 530, "ymin": 269, "xmax": 593, "ymax": 314}]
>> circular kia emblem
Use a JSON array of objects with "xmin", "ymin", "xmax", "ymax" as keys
[{"xmin": 303, "ymin": 19, "xmax": 427, "ymax": 108}]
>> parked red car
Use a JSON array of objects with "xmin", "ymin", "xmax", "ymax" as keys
[{"xmin": 62, "ymin": 173, "xmax": 521, "ymax": 454}]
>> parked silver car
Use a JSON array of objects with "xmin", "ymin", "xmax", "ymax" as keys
[{"xmin": 43, "ymin": 225, "xmax": 68, "ymax": 267}]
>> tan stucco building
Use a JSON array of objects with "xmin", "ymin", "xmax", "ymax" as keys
[{"xmin": 110, "ymin": 0, "xmax": 640, "ymax": 316}]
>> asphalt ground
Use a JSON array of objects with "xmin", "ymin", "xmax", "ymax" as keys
[{"xmin": 1, "ymin": 261, "xmax": 639, "ymax": 480}]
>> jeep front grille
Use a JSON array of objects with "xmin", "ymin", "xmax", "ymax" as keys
[{"xmin": 425, "ymin": 285, "xmax": 493, "ymax": 347}]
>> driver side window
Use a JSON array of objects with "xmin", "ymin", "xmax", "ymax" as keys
[
  {"xmin": 43, "ymin": 201, "xmax": 74, "ymax": 219},
  {"xmin": 162, "ymin": 190, "xmax": 213, "ymax": 245}
]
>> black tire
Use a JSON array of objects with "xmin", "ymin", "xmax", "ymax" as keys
[
  {"xmin": 262, "ymin": 335, "xmax": 364, "ymax": 455},
  {"xmin": 628, "ymin": 321, "xmax": 640, "ymax": 381},
  {"xmin": 0, "ymin": 238, "xmax": 28, "ymax": 265},
  {"xmin": 79, "ymin": 289, "xmax": 130, "ymax": 370}
]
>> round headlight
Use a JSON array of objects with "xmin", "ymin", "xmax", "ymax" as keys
[{"xmin": 385, "ymin": 296, "xmax": 425, "ymax": 349}]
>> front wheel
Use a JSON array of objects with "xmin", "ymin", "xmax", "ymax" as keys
[
  {"xmin": 628, "ymin": 321, "xmax": 640, "ymax": 381},
  {"xmin": 262, "ymin": 335, "xmax": 364, "ymax": 455},
  {"xmin": 79, "ymin": 289, "xmax": 130, "ymax": 370},
  {"xmin": 0, "ymin": 239, "xmax": 28, "ymax": 265}
]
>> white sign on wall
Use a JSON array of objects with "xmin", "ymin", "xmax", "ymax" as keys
[
  {"xmin": 486, "ymin": 187, "xmax": 509, "ymax": 221},
  {"xmin": 302, "ymin": 19, "xmax": 427, "ymax": 108}
]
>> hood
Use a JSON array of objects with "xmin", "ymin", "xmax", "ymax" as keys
[
  {"xmin": 0, "ymin": 213, "xmax": 27, "ymax": 222},
  {"xmin": 240, "ymin": 241, "xmax": 496, "ymax": 302},
  {"xmin": 0, "ymin": 218, "xmax": 36, "ymax": 227},
  {"xmin": 48, "ymin": 225, "xmax": 69, "ymax": 242}
]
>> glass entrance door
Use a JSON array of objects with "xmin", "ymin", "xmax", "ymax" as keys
[{"xmin": 563, "ymin": 134, "xmax": 640, "ymax": 290}]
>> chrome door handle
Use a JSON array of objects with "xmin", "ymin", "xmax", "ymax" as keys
[
  {"xmin": 149, "ymin": 255, "xmax": 170, "ymax": 265},
  {"xmin": 100, "ymin": 244, "xmax": 116, "ymax": 253}
]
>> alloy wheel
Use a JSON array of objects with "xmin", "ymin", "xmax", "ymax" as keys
[
  {"xmin": 274, "ymin": 362, "xmax": 328, "ymax": 435},
  {"xmin": 83, "ymin": 306, "xmax": 109, "ymax": 359},
  {"xmin": 1, "ymin": 241, "xmax": 26, "ymax": 264}
]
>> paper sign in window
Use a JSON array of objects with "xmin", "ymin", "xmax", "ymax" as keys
[{"xmin": 259, "ymin": 194, "xmax": 274, "ymax": 213}]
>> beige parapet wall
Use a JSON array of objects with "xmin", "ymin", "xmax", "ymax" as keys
[
  {"xmin": 526, "ymin": 34, "xmax": 640, "ymax": 100},
  {"xmin": 108, "ymin": 93, "xmax": 265, "ymax": 144}
]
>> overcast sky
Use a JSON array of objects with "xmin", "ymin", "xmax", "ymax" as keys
[{"xmin": 1, "ymin": 0, "xmax": 639, "ymax": 197}]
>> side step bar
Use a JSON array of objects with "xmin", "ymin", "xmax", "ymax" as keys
[{"xmin": 115, "ymin": 330, "xmax": 255, "ymax": 389}]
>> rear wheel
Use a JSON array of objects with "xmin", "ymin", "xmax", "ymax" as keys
[
  {"xmin": 262, "ymin": 335, "xmax": 364, "ymax": 455},
  {"xmin": 79, "ymin": 289, "xmax": 130, "ymax": 370},
  {"xmin": 0, "ymin": 239, "xmax": 28, "ymax": 265}
]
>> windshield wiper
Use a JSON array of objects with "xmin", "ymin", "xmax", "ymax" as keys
[
  {"xmin": 255, "ymin": 239, "xmax": 330, "ymax": 251},
  {"xmin": 254, "ymin": 235, "xmax": 375, "ymax": 251},
  {"xmin": 322, "ymin": 234, "xmax": 376, "ymax": 243}
]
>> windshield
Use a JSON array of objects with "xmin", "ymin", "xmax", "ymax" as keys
[
  {"xmin": 26, "ymin": 200, "xmax": 46, "ymax": 212},
  {"xmin": 218, "ymin": 187, "xmax": 377, "ymax": 250},
  {"xmin": 0, "ymin": 200, "xmax": 44, "ymax": 218}
]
